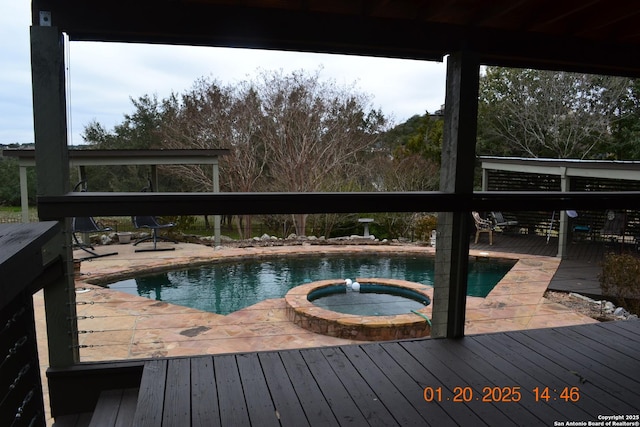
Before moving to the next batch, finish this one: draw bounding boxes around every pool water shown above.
[311,292,425,316]
[309,284,430,316]
[107,254,515,315]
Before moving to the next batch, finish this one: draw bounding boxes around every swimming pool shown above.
[106,254,515,315]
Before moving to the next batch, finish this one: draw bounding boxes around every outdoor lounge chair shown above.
[72,216,119,260]
[71,180,118,260]
[472,211,493,245]
[568,210,592,241]
[601,210,627,251]
[490,211,518,231]
[602,210,626,236]
[132,216,177,252]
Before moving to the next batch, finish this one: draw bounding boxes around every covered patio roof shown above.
[480,156,640,183]
[480,156,640,258]
[32,0,640,77]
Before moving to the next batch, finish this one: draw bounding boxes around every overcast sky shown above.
[1,2,447,146]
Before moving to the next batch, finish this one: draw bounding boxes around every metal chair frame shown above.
[132,216,178,252]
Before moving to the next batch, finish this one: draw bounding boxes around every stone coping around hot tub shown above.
[285,278,434,341]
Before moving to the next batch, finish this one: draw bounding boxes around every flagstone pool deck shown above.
[71,241,598,359]
[34,240,599,423]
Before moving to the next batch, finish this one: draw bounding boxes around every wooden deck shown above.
[470,233,627,297]
[469,233,607,261]
[116,320,640,426]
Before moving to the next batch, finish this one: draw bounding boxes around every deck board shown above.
[566,322,640,355]
[401,339,516,426]
[362,343,457,427]
[479,333,598,420]
[236,353,280,427]
[258,351,310,426]
[190,356,218,427]
[510,329,640,413]
[429,338,545,427]
[89,389,121,427]
[552,327,640,379]
[611,320,640,336]
[341,345,428,426]
[300,348,371,425]
[213,354,250,426]
[435,337,564,426]
[505,330,635,415]
[114,389,138,427]
[379,341,480,426]
[320,346,399,427]
[54,412,93,427]
[133,359,167,427]
[131,321,640,426]
[162,357,190,426]
[278,350,340,427]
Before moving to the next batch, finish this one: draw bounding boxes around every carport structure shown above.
[6,1,640,424]
[480,156,640,257]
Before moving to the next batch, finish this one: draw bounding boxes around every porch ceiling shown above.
[31,0,640,77]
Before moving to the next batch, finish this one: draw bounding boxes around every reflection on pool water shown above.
[107,254,515,315]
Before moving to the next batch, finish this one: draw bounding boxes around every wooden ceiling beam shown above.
[32,0,640,77]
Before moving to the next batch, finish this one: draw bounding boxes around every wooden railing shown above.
[0,222,62,427]
[37,191,640,219]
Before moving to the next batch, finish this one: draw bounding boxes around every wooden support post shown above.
[213,160,221,247]
[557,167,569,258]
[431,51,480,339]
[31,25,79,366]
[19,165,30,222]
[78,165,87,186]
[151,165,159,191]
[481,167,489,192]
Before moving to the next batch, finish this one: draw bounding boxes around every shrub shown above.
[599,253,640,315]
[160,215,198,238]
[414,214,438,242]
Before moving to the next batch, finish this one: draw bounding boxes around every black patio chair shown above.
[72,217,119,260]
[132,216,178,252]
[490,211,518,232]
[601,210,627,252]
[72,181,118,260]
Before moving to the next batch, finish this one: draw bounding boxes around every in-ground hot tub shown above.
[285,278,433,341]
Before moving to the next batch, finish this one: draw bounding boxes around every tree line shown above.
[79,69,437,238]
[2,67,639,238]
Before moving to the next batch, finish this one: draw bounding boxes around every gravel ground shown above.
[545,290,619,322]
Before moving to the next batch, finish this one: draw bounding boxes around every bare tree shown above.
[154,69,387,237]
[255,69,387,234]
[160,79,268,238]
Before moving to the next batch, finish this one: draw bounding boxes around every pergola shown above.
[480,156,640,257]
[2,148,227,228]
[29,1,640,371]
